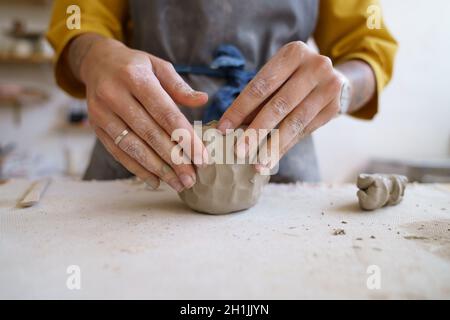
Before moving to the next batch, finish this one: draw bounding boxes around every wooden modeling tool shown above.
[18,177,52,208]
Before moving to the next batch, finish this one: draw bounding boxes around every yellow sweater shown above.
[47,0,397,119]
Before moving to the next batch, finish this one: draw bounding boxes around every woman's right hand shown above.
[71,34,209,192]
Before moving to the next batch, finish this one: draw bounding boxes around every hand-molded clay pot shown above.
[179,121,270,214]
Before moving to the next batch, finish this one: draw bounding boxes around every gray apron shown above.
[84,0,321,183]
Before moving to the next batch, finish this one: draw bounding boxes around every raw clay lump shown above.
[356,173,408,211]
[179,121,270,214]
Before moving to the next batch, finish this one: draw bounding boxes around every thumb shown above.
[150,55,208,108]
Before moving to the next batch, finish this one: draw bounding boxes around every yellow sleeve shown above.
[46,0,128,98]
[314,0,398,120]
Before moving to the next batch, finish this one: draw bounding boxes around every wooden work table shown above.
[1,179,449,299]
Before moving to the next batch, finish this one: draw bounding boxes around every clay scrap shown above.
[179,121,270,215]
[356,173,408,211]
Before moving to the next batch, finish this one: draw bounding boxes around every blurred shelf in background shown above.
[0,52,52,64]
[366,158,450,183]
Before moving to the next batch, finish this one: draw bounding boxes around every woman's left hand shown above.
[217,41,347,172]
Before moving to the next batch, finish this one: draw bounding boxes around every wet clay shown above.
[179,121,270,214]
[356,173,408,211]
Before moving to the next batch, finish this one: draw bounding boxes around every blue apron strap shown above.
[174,44,256,122]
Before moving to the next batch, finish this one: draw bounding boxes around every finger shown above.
[276,80,337,149]
[217,41,309,133]
[235,64,323,156]
[256,99,339,172]
[126,68,208,167]
[89,102,186,192]
[299,99,339,138]
[93,126,160,190]
[245,57,336,133]
[240,76,336,160]
[102,90,197,188]
[150,56,209,107]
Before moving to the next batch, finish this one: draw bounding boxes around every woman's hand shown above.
[217,41,349,172]
[70,34,209,191]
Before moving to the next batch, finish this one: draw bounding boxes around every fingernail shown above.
[255,164,271,176]
[259,155,272,167]
[254,164,266,173]
[145,178,159,190]
[217,119,233,134]
[169,178,184,192]
[236,141,248,159]
[192,91,205,98]
[180,173,195,189]
[189,91,208,103]
[255,160,271,170]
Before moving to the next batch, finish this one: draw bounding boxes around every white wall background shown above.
[314,0,450,182]
[1,0,449,181]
